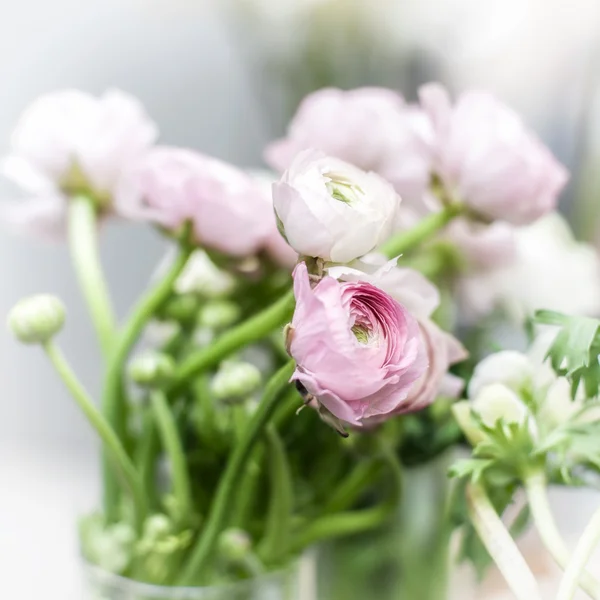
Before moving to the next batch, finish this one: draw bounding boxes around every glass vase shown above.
[316,456,455,600]
[82,553,317,600]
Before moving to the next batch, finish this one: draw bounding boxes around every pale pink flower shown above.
[265,87,433,205]
[328,255,467,416]
[327,254,440,319]
[118,147,273,257]
[288,262,428,427]
[273,149,399,263]
[2,89,157,237]
[419,83,568,225]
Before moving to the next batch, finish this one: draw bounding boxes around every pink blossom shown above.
[288,262,428,426]
[265,87,433,205]
[2,89,157,237]
[118,147,274,257]
[419,83,568,225]
[327,256,467,416]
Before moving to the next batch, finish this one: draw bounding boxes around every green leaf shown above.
[533,310,600,399]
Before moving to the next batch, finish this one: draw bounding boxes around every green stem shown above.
[101,244,193,523]
[322,458,381,514]
[466,482,541,600]
[257,425,293,564]
[136,407,160,511]
[291,441,402,552]
[525,472,600,600]
[42,341,147,530]
[169,289,295,396]
[557,501,600,600]
[150,390,193,523]
[379,203,464,259]
[178,360,295,585]
[67,195,116,358]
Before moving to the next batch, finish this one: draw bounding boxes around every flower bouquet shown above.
[6,83,600,600]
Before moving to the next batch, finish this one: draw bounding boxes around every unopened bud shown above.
[218,528,252,562]
[198,300,240,330]
[161,294,199,324]
[8,294,65,344]
[471,383,528,428]
[211,361,262,402]
[129,351,175,389]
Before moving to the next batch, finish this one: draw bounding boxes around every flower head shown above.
[2,89,157,236]
[118,147,274,256]
[328,255,467,414]
[420,83,568,225]
[273,149,399,263]
[8,294,66,344]
[265,87,433,205]
[288,262,427,427]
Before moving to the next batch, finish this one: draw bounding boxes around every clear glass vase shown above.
[316,456,456,600]
[82,554,317,600]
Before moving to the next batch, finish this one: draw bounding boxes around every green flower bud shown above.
[198,300,241,330]
[161,294,199,324]
[129,351,176,389]
[8,294,65,344]
[218,528,252,562]
[211,361,262,402]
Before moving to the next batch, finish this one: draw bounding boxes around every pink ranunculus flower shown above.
[118,147,274,257]
[288,262,428,427]
[2,89,157,237]
[419,83,568,226]
[328,255,467,415]
[273,149,399,263]
[265,87,433,206]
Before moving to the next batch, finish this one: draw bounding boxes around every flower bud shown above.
[143,514,172,542]
[218,528,252,562]
[197,300,240,330]
[211,361,262,402]
[129,351,176,389]
[471,383,528,428]
[8,294,65,344]
[160,294,199,324]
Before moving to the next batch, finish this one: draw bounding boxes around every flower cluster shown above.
[7,81,600,599]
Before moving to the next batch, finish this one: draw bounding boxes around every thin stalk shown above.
[101,244,192,523]
[557,502,600,600]
[150,390,193,522]
[42,341,147,530]
[67,195,116,358]
[257,425,294,563]
[291,440,402,552]
[169,289,295,396]
[322,458,381,514]
[379,203,464,259]
[466,482,541,600]
[525,471,600,600]
[178,360,295,585]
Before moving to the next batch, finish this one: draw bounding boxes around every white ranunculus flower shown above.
[468,350,536,399]
[2,89,157,237]
[470,383,529,428]
[272,149,399,263]
[459,213,600,322]
[6,89,157,200]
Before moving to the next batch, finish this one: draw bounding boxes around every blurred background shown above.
[2,0,600,596]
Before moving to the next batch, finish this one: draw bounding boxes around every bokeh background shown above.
[2,1,600,597]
